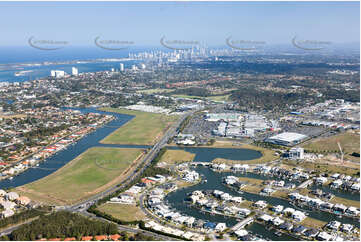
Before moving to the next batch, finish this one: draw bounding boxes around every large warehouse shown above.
[265,132,308,146]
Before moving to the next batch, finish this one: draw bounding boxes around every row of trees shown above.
[6,211,118,241]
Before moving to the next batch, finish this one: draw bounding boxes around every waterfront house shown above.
[184,217,195,227]
[279,222,293,231]
[220,192,232,201]
[234,229,248,239]
[272,217,284,226]
[330,179,342,189]
[283,207,295,216]
[238,208,251,217]
[254,200,267,209]
[345,206,359,216]
[215,223,227,232]
[260,187,275,195]
[292,210,306,222]
[232,164,249,172]
[196,198,208,206]
[327,221,341,230]
[331,173,340,179]
[333,204,347,213]
[258,214,273,222]
[272,205,284,213]
[316,231,334,241]
[321,202,334,210]
[303,228,319,238]
[273,180,285,187]
[340,224,353,233]
[224,176,238,185]
[292,225,307,234]
[350,183,360,191]
[315,177,328,185]
[203,222,217,230]
[231,196,243,203]
[213,190,224,198]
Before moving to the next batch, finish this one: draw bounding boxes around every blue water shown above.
[0,46,156,83]
[0,107,136,189]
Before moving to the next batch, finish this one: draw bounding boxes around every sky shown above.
[0,1,359,47]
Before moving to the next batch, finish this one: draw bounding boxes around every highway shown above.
[66,110,194,211]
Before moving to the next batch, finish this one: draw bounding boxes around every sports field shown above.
[100,108,178,145]
[16,147,143,205]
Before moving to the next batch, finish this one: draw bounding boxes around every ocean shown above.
[0,46,152,82]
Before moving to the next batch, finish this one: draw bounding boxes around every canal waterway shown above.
[0,107,359,240]
[165,167,360,241]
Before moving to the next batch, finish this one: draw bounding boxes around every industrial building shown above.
[265,132,308,146]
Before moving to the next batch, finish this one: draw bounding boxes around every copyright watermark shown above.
[292,36,331,51]
[95,159,123,170]
[160,36,199,50]
[28,36,69,50]
[94,36,134,50]
[226,36,266,51]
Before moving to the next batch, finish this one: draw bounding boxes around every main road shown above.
[66,109,195,211]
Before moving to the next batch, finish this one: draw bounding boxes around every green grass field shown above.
[100,108,178,145]
[97,203,145,222]
[16,147,143,205]
[303,132,360,162]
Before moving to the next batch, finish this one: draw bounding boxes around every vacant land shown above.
[16,147,143,205]
[97,203,145,222]
[282,160,359,176]
[303,131,360,162]
[159,149,195,165]
[331,196,360,208]
[300,217,327,229]
[100,108,178,145]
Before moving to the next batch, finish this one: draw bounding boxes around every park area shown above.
[16,147,144,205]
[100,108,179,145]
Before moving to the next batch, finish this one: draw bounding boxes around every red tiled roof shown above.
[109,234,121,241]
[81,236,93,241]
[64,237,76,241]
[94,235,108,241]
[48,239,62,241]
